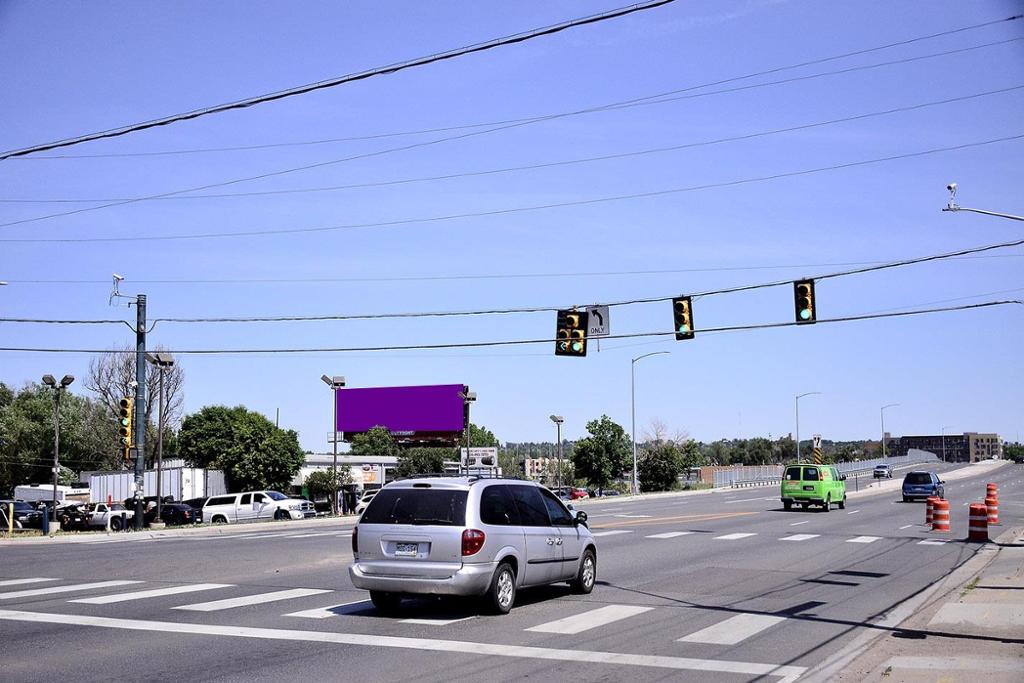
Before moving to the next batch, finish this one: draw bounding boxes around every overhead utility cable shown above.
[10,14,1021,160]
[3,133,1020,243]
[0,37,1018,230]
[6,84,1020,204]
[0,302,1018,354]
[0,1,676,161]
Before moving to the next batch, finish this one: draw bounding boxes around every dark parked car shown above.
[144,503,201,526]
[902,471,945,502]
[0,500,44,529]
[58,503,91,531]
[181,496,209,512]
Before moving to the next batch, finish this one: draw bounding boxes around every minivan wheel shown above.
[370,591,401,613]
[783,501,792,511]
[822,495,831,512]
[486,562,516,615]
[838,495,846,510]
[570,550,596,594]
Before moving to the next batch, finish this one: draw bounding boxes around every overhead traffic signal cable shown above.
[0,1,677,161]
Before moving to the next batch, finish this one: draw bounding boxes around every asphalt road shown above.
[2,461,1020,683]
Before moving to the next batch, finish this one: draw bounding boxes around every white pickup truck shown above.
[86,503,135,531]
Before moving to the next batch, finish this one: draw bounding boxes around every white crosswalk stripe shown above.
[846,536,882,544]
[400,616,476,625]
[0,581,142,600]
[284,599,371,619]
[918,539,950,546]
[525,605,653,634]
[714,533,757,541]
[591,530,633,537]
[0,578,57,588]
[174,588,333,612]
[678,613,785,645]
[780,534,819,542]
[70,583,232,605]
[646,532,693,539]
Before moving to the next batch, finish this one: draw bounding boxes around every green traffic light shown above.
[678,324,689,333]
[800,308,811,320]
[571,341,583,352]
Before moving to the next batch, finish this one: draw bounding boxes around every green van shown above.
[780,463,847,511]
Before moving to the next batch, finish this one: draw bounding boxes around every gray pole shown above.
[134,294,147,530]
[155,365,165,523]
[332,387,338,515]
[556,421,562,492]
[795,396,800,462]
[51,389,60,521]
[631,360,637,495]
[880,408,886,461]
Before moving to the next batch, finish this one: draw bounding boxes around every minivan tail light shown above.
[462,529,485,556]
[351,526,358,554]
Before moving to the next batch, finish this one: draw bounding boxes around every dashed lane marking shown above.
[846,536,882,544]
[646,532,694,539]
[591,530,633,537]
[401,616,477,625]
[918,539,950,546]
[175,588,333,612]
[846,510,861,515]
[284,599,371,619]
[780,534,819,542]
[899,525,914,530]
[0,609,807,681]
[789,521,810,526]
[70,583,233,605]
[526,605,654,634]
[613,514,652,519]
[678,613,786,645]
[0,581,142,601]
[714,533,757,541]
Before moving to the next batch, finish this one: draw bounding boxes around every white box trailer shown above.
[13,484,89,504]
[88,468,226,504]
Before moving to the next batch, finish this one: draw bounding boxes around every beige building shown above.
[524,457,555,480]
[965,433,1003,462]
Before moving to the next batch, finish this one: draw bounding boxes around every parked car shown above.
[58,503,91,531]
[873,464,894,479]
[902,471,945,502]
[0,500,44,529]
[202,491,315,524]
[780,463,847,511]
[354,489,379,516]
[86,503,134,531]
[569,488,589,500]
[144,503,201,526]
[350,477,596,615]
[181,497,209,514]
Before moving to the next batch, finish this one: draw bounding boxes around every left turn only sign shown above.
[587,305,609,337]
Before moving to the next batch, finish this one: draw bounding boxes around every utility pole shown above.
[134,294,147,530]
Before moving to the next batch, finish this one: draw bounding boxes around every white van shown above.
[202,491,314,524]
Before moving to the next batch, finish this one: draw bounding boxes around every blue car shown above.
[902,471,945,502]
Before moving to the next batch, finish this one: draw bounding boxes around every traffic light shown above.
[793,279,817,324]
[555,309,589,357]
[672,296,695,340]
[118,397,133,458]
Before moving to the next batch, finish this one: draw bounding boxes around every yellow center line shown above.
[590,510,759,529]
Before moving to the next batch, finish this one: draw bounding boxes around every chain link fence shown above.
[712,449,940,487]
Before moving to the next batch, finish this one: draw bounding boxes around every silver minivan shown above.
[349,477,597,614]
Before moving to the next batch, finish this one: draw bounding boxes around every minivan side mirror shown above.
[840,474,847,481]
[574,510,588,526]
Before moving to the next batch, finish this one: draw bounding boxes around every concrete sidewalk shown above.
[827,524,1024,683]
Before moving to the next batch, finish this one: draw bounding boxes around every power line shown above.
[4,133,1020,243]
[0,301,1017,354]
[6,84,1021,204]
[0,1,677,161]
[9,14,1020,161]
[2,39,1020,231]
[5,253,1020,286]
[5,235,1021,327]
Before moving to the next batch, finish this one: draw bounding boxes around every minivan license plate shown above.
[395,543,418,557]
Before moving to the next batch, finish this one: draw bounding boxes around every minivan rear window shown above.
[785,466,802,481]
[360,489,467,526]
[904,472,932,485]
[802,467,820,481]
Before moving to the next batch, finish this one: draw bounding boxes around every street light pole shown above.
[880,403,900,461]
[146,352,175,524]
[794,392,821,461]
[458,389,477,476]
[550,415,564,491]
[631,351,669,496]
[943,185,1024,222]
[321,375,346,514]
[42,374,74,521]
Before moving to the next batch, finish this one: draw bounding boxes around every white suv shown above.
[202,491,314,524]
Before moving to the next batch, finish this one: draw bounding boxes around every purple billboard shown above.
[336,384,467,438]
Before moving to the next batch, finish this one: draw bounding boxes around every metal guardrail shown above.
[714,451,940,487]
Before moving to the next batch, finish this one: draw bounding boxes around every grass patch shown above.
[960,576,980,598]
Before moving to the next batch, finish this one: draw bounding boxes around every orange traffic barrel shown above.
[925,496,938,525]
[968,503,988,542]
[931,499,950,532]
[985,496,999,525]
[987,483,998,498]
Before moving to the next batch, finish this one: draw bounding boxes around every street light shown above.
[41,374,74,521]
[146,352,175,523]
[880,403,900,461]
[795,392,822,461]
[321,375,346,514]
[941,426,954,463]
[549,415,564,491]
[631,351,670,496]
[459,389,477,475]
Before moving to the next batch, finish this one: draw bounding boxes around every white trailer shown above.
[88,468,226,503]
[13,484,89,504]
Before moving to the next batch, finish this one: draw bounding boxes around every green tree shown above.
[179,405,304,492]
[304,468,352,503]
[638,441,682,491]
[395,447,451,478]
[466,423,499,447]
[571,415,631,492]
[349,426,398,457]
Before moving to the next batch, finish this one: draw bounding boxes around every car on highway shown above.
[349,476,597,615]
[873,464,893,478]
[202,491,315,523]
[901,471,945,502]
[780,463,847,511]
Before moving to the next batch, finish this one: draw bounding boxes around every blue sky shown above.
[1,0,1022,451]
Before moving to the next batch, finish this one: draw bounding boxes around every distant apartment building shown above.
[888,432,1002,463]
[524,457,555,480]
